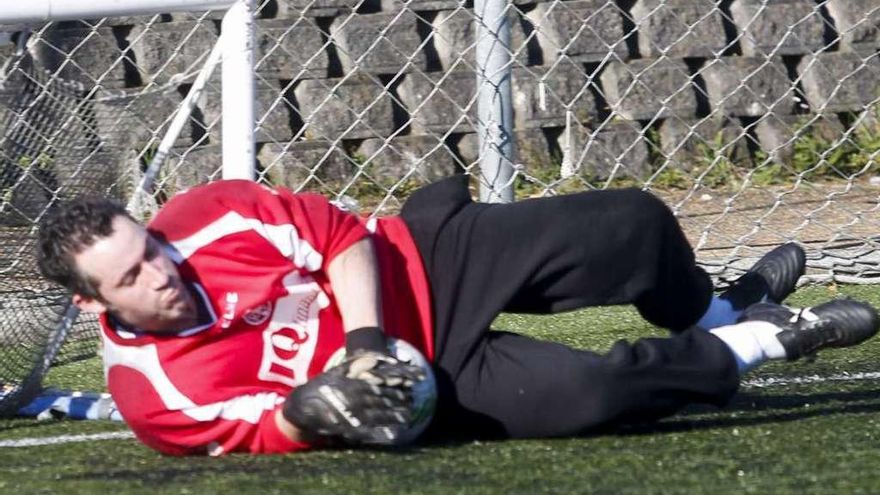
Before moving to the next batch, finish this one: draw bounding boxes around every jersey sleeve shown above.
[109,365,310,456]
[149,180,369,271]
[273,186,369,268]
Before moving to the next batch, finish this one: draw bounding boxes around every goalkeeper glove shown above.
[283,351,426,445]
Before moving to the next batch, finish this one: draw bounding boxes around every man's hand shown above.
[283,352,426,445]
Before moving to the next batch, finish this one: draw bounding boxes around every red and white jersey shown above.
[99,180,433,456]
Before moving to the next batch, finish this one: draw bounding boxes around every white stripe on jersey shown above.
[168,211,323,272]
[185,392,283,423]
[102,336,280,424]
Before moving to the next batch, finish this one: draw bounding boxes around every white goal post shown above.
[0,0,235,23]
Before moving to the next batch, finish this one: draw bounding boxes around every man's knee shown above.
[614,189,677,230]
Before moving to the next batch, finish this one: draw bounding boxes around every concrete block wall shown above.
[7,0,880,193]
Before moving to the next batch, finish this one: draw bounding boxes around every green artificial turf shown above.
[2,284,880,494]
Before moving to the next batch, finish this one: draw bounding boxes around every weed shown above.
[651,165,691,189]
[789,118,879,180]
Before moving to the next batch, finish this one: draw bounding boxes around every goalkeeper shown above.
[36,176,879,455]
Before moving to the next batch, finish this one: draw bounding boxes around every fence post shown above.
[474,0,515,203]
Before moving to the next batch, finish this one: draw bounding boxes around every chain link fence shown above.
[0,0,878,411]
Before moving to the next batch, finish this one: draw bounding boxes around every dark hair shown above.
[36,197,133,298]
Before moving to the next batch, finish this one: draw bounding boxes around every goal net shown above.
[0,0,878,414]
[0,32,123,415]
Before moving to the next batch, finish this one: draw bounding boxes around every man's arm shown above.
[326,236,392,354]
[276,236,392,443]
[326,237,383,332]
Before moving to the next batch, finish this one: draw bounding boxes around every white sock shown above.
[696,296,739,330]
[709,321,788,374]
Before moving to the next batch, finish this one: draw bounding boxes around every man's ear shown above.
[72,293,108,314]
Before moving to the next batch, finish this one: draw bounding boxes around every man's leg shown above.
[402,180,731,436]
[711,298,879,373]
[496,188,712,328]
[411,187,720,392]
[696,243,805,329]
[433,328,740,438]
[407,184,715,361]
[403,179,803,361]
[399,178,811,436]
[431,298,879,439]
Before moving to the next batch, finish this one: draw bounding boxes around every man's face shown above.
[73,215,197,332]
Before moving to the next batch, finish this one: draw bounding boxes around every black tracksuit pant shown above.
[400,176,740,439]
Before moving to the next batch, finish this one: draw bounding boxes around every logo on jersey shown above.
[258,272,329,388]
[243,302,273,326]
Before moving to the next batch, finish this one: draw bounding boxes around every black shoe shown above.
[739,299,880,360]
[720,243,806,310]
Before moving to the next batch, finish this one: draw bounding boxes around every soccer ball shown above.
[324,338,437,445]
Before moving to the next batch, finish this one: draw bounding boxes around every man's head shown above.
[37,198,196,332]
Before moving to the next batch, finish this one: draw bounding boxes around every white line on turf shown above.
[0,431,134,448]
[743,371,880,388]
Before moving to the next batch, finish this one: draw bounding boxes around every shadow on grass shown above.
[52,388,880,484]
[55,443,439,484]
[618,388,880,436]
[0,419,67,433]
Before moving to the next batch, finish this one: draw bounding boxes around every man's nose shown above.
[143,259,170,288]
